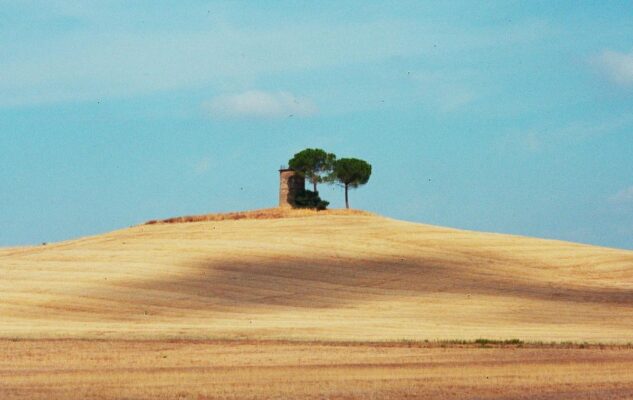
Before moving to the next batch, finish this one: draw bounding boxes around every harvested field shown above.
[2,210,632,343]
[2,209,633,398]
[145,207,373,224]
[2,339,633,400]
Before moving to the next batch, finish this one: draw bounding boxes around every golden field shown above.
[2,208,633,398]
[3,340,633,400]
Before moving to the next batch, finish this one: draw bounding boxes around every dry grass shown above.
[2,210,633,342]
[2,209,633,398]
[2,339,633,400]
[145,207,373,224]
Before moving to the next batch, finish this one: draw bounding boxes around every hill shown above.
[2,209,633,343]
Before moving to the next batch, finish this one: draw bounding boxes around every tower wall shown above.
[279,169,305,208]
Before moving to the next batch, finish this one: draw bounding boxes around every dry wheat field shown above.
[2,209,633,398]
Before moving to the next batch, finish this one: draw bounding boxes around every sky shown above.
[1,1,632,250]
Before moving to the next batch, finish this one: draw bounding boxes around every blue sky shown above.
[1,1,632,249]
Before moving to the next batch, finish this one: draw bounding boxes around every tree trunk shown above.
[345,183,349,209]
[313,179,317,193]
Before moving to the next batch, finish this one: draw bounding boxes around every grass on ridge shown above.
[145,207,373,225]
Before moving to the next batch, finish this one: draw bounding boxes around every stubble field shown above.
[2,209,633,398]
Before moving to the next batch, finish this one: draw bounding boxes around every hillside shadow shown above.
[41,250,633,323]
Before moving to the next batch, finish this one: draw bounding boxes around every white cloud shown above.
[203,91,317,119]
[0,20,427,107]
[610,186,633,205]
[596,50,633,86]
[0,10,554,108]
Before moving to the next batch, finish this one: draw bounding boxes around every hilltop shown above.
[2,209,633,343]
[145,207,374,224]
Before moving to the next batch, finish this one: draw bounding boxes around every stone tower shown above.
[279,168,305,208]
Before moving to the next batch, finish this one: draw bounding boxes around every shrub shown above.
[474,338,523,346]
[294,190,329,210]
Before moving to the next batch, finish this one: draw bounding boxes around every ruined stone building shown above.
[279,168,305,208]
